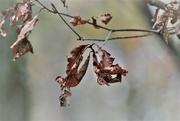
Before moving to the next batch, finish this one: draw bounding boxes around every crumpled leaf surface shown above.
[151,0,180,42]
[93,45,128,86]
[56,45,90,107]
[69,15,89,26]
[98,13,112,25]
[10,1,32,27]
[56,44,128,107]
[12,37,33,61]
[0,18,7,37]
[10,14,38,49]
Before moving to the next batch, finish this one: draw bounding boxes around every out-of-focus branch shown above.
[145,0,166,10]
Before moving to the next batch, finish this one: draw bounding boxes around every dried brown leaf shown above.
[97,75,110,86]
[93,45,128,85]
[12,37,33,61]
[69,15,89,26]
[98,13,112,25]
[56,53,90,89]
[0,18,7,37]
[66,44,89,74]
[152,11,169,29]
[56,58,82,88]
[56,46,91,107]
[77,54,90,81]
[97,45,114,67]
[10,1,32,27]
[0,3,18,18]
[10,14,38,49]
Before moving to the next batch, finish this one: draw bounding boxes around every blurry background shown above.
[0,0,179,121]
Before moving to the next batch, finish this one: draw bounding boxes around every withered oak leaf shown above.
[98,13,112,25]
[56,47,91,107]
[12,37,33,61]
[10,1,32,27]
[93,45,128,86]
[66,44,89,74]
[152,11,169,29]
[69,15,89,26]
[151,1,180,43]
[56,53,90,89]
[0,18,7,37]
[55,44,128,106]
[10,14,38,49]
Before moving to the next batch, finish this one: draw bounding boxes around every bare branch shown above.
[145,0,167,10]
[51,3,82,39]
[34,0,176,43]
[81,33,154,42]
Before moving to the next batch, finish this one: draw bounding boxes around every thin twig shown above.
[81,33,154,42]
[51,3,82,39]
[34,0,176,42]
[35,0,55,13]
[112,28,160,34]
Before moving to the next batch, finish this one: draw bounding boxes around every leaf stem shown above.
[101,30,113,47]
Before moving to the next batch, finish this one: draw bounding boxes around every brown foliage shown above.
[56,44,128,106]
[93,45,128,86]
[0,0,38,60]
[152,0,180,43]
[69,15,89,26]
[12,37,33,61]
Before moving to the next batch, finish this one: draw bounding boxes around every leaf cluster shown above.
[0,0,38,60]
[69,13,112,28]
[55,44,128,107]
[152,0,180,43]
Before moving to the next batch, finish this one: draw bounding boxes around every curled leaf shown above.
[12,37,33,61]
[10,1,32,27]
[77,54,91,81]
[10,14,38,49]
[93,45,128,85]
[152,11,169,29]
[0,18,7,37]
[98,13,112,25]
[56,44,128,106]
[69,15,89,26]
[56,45,91,107]
[56,53,90,89]
[66,44,89,74]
